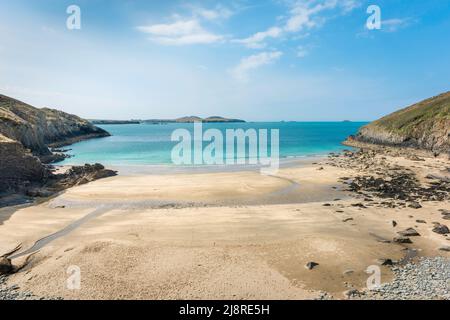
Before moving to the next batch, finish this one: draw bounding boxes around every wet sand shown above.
[0,156,449,299]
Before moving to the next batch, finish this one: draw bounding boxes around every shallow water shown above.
[61,122,366,166]
[9,206,111,259]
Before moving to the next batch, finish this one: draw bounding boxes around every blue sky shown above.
[0,0,449,121]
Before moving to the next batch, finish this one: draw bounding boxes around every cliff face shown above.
[349,92,450,154]
[0,94,114,198]
[0,134,47,193]
[0,94,110,157]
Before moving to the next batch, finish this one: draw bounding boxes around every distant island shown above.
[90,120,141,125]
[91,116,246,125]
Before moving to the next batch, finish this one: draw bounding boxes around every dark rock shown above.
[342,218,354,223]
[408,202,422,209]
[393,237,413,244]
[378,258,394,266]
[416,220,427,224]
[432,224,450,235]
[0,257,13,275]
[0,136,47,194]
[305,262,319,270]
[398,228,421,237]
[47,164,117,191]
[392,221,398,227]
[344,289,361,298]
[351,203,367,208]
[438,246,450,252]
[26,188,54,198]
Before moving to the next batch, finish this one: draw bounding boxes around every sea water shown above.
[60,122,367,166]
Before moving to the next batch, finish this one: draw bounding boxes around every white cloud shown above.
[233,27,283,49]
[234,0,362,49]
[193,5,234,21]
[137,19,224,45]
[340,0,361,13]
[230,51,283,82]
[284,2,317,33]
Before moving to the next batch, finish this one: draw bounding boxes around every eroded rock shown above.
[0,257,12,275]
[432,224,450,235]
[398,228,421,237]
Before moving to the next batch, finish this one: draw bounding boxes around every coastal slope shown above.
[0,94,114,196]
[0,94,110,158]
[346,92,450,154]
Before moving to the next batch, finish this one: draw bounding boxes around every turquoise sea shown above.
[61,122,367,166]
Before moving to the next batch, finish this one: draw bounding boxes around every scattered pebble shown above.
[305,262,319,270]
[362,257,450,300]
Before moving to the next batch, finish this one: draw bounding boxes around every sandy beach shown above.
[1,152,449,300]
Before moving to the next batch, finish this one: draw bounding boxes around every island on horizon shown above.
[91,116,246,125]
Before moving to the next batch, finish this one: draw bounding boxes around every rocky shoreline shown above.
[346,92,450,155]
[0,94,115,204]
[361,257,450,300]
[0,164,118,208]
[0,275,62,300]
[321,145,450,300]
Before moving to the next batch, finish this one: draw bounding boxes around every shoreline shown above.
[57,154,332,175]
[0,148,449,300]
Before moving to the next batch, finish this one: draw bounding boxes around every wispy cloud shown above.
[340,0,361,13]
[232,27,283,49]
[230,51,283,82]
[137,4,235,45]
[382,18,413,32]
[234,0,362,49]
[137,19,224,45]
[192,5,234,21]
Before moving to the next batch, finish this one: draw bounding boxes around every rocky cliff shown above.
[346,92,450,154]
[0,134,47,193]
[0,94,110,159]
[0,94,115,200]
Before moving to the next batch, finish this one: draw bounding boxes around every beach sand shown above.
[0,156,449,300]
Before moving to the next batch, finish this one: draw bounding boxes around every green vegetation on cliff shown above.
[350,92,450,154]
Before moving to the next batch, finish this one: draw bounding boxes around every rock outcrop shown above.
[46,164,117,192]
[345,92,450,154]
[0,134,47,193]
[0,94,110,159]
[0,94,114,199]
